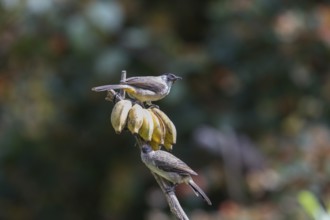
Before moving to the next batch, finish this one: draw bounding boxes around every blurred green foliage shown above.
[298,190,330,219]
[1,0,330,219]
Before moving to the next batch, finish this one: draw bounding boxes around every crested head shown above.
[161,73,182,83]
[141,145,153,154]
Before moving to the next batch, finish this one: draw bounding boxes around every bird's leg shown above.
[131,99,145,108]
[152,172,177,194]
[164,182,177,194]
[147,102,159,109]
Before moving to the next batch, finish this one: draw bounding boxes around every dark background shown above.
[1,0,330,219]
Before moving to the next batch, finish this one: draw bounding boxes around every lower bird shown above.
[141,145,212,205]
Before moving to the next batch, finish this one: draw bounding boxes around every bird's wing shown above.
[153,151,198,176]
[124,76,166,93]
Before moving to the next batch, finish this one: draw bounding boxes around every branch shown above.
[151,171,189,220]
[104,80,190,220]
[120,70,126,98]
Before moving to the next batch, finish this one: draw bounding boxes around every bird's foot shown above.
[164,183,177,194]
[130,99,145,107]
[147,103,159,109]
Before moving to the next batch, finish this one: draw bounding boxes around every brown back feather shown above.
[124,76,166,94]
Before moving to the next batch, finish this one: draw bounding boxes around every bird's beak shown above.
[174,75,182,81]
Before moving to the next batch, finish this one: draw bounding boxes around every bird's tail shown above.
[188,180,212,205]
[92,84,132,92]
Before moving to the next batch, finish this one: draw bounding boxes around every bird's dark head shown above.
[163,73,182,83]
[141,145,153,154]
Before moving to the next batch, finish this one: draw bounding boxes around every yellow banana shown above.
[148,109,165,145]
[110,99,132,134]
[127,104,144,134]
[150,108,176,150]
[149,140,161,151]
[138,109,154,141]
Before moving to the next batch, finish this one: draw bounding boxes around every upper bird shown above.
[141,145,212,205]
[92,73,181,105]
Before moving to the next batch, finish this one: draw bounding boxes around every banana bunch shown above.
[110,99,177,150]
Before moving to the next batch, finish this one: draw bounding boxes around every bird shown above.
[92,73,181,105]
[141,145,212,205]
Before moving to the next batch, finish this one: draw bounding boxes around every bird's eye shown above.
[168,73,175,79]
